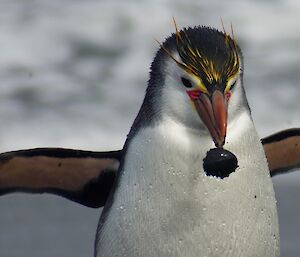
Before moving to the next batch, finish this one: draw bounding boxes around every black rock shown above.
[203,148,238,179]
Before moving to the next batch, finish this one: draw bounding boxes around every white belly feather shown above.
[96,111,279,257]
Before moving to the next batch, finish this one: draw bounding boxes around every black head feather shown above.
[159,26,241,91]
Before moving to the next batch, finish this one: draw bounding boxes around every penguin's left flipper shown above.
[0,148,121,208]
[262,128,300,177]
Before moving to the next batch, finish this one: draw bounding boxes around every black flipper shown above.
[262,128,300,177]
[0,148,121,208]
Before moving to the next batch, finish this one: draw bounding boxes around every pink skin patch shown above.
[225,91,231,101]
[187,89,232,102]
[186,90,201,101]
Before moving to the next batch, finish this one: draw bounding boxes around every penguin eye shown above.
[229,80,237,91]
[181,77,193,88]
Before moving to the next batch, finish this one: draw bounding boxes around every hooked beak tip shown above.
[214,137,226,148]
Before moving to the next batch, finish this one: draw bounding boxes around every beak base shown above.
[193,90,228,147]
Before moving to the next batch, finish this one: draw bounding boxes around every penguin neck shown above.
[124,108,253,189]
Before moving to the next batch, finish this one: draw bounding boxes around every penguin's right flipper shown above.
[262,128,300,177]
[0,148,121,208]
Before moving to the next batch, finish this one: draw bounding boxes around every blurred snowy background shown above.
[0,0,299,256]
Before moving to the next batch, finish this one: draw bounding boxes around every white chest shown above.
[96,114,279,257]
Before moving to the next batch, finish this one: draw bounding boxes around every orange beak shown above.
[192,90,228,147]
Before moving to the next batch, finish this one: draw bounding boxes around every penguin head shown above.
[147,25,246,147]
